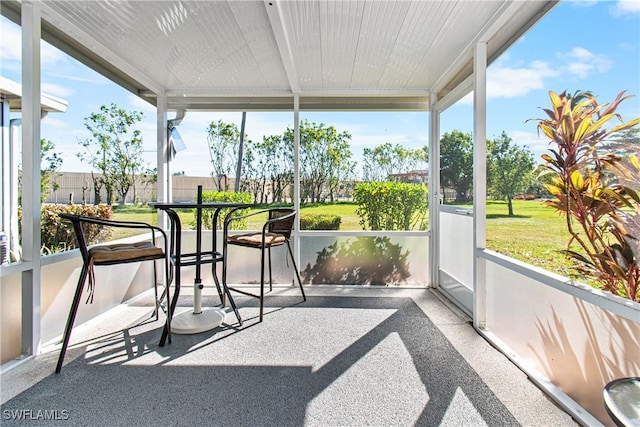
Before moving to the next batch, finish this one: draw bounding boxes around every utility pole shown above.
[235,112,246,192]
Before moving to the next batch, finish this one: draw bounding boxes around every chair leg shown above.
[221,242,228,307]
[286,242,306,301]
[211,267,224,306]
[163,254,172,345]
[259,246,266,322]
[56,264,89,374]
[268,247,273,292]
[221,277,243,326]
[160,257,179,347]
[219,242,243,325]
[153,260,159,321]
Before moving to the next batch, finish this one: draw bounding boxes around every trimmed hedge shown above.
[197,191,253,230]
[300,213,341,230]
[20,204,114,254]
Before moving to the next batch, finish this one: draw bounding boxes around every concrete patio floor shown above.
[1,286,577,426]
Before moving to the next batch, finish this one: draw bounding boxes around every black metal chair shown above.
[56,213,172,373]
[222,208,306,321]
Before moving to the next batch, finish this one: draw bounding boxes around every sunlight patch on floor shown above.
[306,332,428,425]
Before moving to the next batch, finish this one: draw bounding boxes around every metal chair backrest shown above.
[58,213,92,264]
[268,209,296,239]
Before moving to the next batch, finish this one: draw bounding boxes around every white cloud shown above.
[563,0,639,15]
[41,116,68,129]
[487,61,558,99]
[41,43,67,67]
[0,24,21,61]
[127,94,157,116]
[566,46,591,61]
[565,62,593,79]
[457,60,559,104]
[568,0,599,7]
[461,46,613,105]
[41,82,74,98]
[561,47,612,78]
[459,92,474,105]
[613,0,640,15]
[509,130,549,152]
[0,21,67,66]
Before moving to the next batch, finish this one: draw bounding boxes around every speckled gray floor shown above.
[1,287,575,426]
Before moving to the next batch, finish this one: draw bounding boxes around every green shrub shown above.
[19,204,114,254]
[353,181,428,230]
[197,191,252,230]
[300,213,341,230]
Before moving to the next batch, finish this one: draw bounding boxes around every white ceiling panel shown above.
[1,0,557,111]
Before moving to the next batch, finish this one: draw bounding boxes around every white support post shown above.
[473,41,488,330]
[1,102,10,241]
[293,94,300,277]
[156,92,169,227]
[428,93,441,288]
[10,120,21,258]
[21,0,42,356]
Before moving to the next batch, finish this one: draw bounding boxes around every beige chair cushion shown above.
[228,232,286,247]
[89,241,163,263]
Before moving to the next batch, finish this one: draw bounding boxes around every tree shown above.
[40,138,63,203]
[610,125,639,156]
[109,123,145,205]
[615,125,639,144]
[77,104,145,205]
[324,137,356,202]
[363,143,402,182]
[239,141,267,204]
[207,120,241,191]
[136,167,157,204]
[362,143,428,182]
[487,131,535,216]
[284,120,354,203]
[255,134,293,203]
[439,130,473,203]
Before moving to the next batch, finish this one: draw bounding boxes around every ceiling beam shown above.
[431,1,513,95]
[143,88,431,98]
[264,0,300,94]
[432,0,557,101]
[7,1,164,98]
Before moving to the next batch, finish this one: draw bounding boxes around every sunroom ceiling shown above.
[2,0,556,111]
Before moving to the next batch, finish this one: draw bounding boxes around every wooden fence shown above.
[44,172,232,204]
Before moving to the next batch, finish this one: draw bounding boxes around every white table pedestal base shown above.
[170,307,226,334]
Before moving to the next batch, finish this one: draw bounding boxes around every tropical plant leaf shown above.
[549,90,563,108]
[609,117,640,134]
[564,250,593,266]
[532,89,640,302]
[570,170,585,189]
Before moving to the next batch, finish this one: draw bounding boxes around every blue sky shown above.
[1,1,639,178]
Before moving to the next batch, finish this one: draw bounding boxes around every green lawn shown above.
[111,199,576,277]
[298,202,362,230]
[481,200,576,276]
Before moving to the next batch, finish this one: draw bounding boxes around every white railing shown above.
[480,249,639,425]
[0,233,157,365]
[436,208,640,425]
[1,229,431,365]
